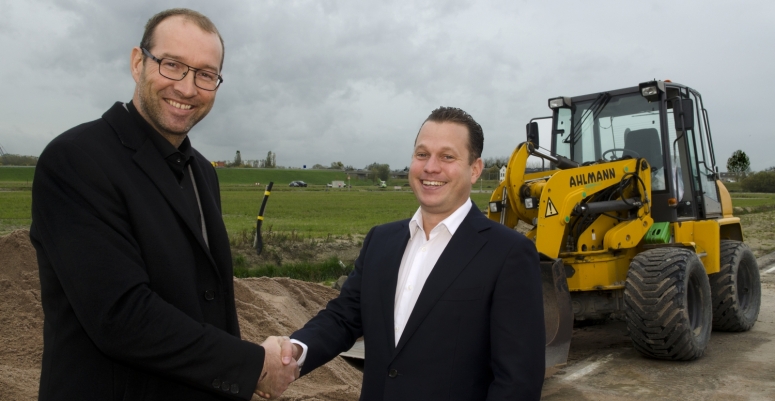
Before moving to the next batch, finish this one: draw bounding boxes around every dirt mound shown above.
[235,278,362,400]
[0,230,43,401]
[0,230,361,401]
[0,229,38,282]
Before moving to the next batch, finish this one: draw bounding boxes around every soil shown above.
[2,213,774,401]
[0,230,43,401]
[0,230,362,401]
[738,209,775,257]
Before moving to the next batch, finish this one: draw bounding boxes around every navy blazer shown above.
[31,102,264,401]
[292,203,545,400]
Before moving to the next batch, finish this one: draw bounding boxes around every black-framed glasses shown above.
[141,48,223,91]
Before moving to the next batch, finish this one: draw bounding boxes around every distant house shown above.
[719,172,736,182]
[351,169,409,181]
[499,165,507,182]
[352,169,370,180]
[391,170,408,179]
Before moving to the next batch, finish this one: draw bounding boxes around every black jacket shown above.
[292,204,546,400]
[31,102,264,400]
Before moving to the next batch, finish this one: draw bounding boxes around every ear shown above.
[130,47,144,84]
[470,157,483,184]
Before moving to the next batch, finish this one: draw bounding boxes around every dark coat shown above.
[30,102,264,401]
[292,204,545,400]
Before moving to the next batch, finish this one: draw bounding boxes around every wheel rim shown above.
[737,260,752,311]
[687,273,703,334]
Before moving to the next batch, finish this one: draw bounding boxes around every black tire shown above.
[624,248,712,361]
[708,240,761,331]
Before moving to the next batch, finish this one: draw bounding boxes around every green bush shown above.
[723,181,743,192]
[233,256,352,282]
[741,171,775,193]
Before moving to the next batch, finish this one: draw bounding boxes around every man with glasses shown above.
[31,8,297,401]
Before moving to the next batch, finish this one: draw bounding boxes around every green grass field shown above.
[1,166,772,237]
[0,166,496,236]
[216,168,356,187]
[222,188,494,239]
[3,166,774,280]
[728,193,775,207]
[0,166,35,188]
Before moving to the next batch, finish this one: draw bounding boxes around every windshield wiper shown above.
[565,92,611,145]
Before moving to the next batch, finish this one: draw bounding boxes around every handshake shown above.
[255,336,302,400]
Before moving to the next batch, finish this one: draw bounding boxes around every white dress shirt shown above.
[393,199,471,345]
[292,199,473,363]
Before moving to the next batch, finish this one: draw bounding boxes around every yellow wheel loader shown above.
[489,80,761,371]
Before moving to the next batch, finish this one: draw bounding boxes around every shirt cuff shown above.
[290,339,308,367]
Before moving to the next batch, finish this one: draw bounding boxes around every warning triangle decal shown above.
[545,198,558,217]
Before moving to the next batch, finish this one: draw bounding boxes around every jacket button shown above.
[221,381,229,392]
[204,290,215,300]
[388,369,398,378]
[230,383,240,394]
[212,378,221,388]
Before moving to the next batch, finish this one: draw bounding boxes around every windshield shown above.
[553,92,666,190]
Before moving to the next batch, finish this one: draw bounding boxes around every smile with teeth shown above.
[422,180,446,186]
[166,99,192,110]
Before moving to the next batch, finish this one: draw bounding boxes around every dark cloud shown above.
[2,0,774,171]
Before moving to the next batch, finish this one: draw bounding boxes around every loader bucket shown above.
[541,254,573,376]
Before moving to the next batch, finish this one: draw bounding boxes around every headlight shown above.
[641,86,658,97]
[548,96,571,109]
[638,80,665,102]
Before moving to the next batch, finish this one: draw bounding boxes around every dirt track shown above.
[542,256,775,400]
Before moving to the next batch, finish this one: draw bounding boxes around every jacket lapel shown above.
[393,206,489,357]
[103,103,216,269]
[378,221,411,356]
[188,157,226,278]
[133,141,215,258]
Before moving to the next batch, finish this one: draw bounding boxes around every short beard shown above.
[136,72,204,138]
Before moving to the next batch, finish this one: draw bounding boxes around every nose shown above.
[423,155,442,174]
[173,70,198,97]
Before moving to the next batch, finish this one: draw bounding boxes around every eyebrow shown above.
[414,144,459,155]
[157,52,219,73]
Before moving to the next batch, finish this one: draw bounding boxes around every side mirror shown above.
[526,121,539,147]
[673,98,695,132]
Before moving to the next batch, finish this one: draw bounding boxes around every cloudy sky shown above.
[1,0,773,171]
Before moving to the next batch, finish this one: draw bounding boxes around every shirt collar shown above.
[126,101,193,160]
[125,101,194,183]
[408,198,472,240]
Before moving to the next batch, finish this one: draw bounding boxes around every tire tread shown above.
[708,240,761,331]
[624,248,712,361]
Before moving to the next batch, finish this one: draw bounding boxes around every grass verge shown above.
[233,255,352,282]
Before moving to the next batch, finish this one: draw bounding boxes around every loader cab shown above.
[546,80,722,222]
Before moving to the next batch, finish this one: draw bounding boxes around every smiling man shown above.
[30,9,296,401]
[289,107,546,400]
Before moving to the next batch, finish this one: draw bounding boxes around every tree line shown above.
[727,149,775,193]
[0,154,38,166]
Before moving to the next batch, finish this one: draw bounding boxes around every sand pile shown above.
[0,230,361,401]
[0,230,43,401]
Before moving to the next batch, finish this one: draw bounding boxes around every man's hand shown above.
[255,336,299,400]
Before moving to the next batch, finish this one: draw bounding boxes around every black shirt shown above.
[126,101,203,230]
